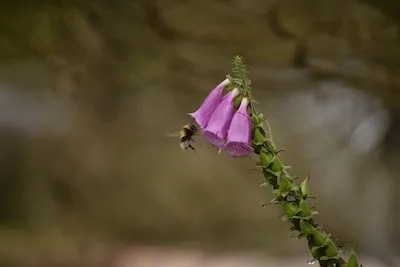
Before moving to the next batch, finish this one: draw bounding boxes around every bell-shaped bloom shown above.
[202,88,240,148]
[225,98,254,157]
[189,78,230,129]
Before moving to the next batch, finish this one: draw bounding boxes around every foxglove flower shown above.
[189,78,230,129]
[202,88,240,148]
[225,98,253,157]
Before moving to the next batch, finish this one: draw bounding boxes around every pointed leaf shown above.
[300,176,310,199]
[347,250,360,267]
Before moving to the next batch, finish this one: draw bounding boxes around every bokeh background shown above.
[1,0,400,266]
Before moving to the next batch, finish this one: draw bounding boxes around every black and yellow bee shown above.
[179,123,198,150]
[167,123,199,151]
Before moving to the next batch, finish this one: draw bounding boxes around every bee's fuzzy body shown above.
[179,123,198,151]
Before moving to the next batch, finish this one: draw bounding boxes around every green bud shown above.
[347,250,360,267]
[262,169,276,184]
[272,189,281,198]
[298,198,312,218]
[259,150,273,168]
[253,112,264,127]
[279,175,293,195]
[283,201,300,219]
[310,246,323,260]
[252,127,266,146]
[323,239,338,258]
[300,176,310,199]
[265,168,282,179]
[291,185,300,194]
[282,165,292,171]
[300,219,313,236]
[271,157,283,172]
[300,220,327,247]
[311,228,328,247]
[233,95,242,109]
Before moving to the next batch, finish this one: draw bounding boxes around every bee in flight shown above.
[167,123,199,151]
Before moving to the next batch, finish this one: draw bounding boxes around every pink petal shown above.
[202,88,239,148]
[189,79,230,129]
[225,98,254,157]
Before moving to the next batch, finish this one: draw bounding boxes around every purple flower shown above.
[202,88,240,148]
[225,98,254,157]
[189,78,230,129]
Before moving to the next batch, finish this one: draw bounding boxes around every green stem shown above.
[228,56,360,267]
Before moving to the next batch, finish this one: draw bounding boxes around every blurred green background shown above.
[1,0,400,266]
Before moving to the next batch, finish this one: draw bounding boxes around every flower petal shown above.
[225,98,254,157]
[225,142,253,157]
[189,78,230,129]
[202,88,239,148]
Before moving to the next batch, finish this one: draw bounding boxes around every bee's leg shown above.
[191,139,202,147]
[188,144,196,151]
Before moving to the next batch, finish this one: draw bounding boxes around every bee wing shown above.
[165,132,181,138]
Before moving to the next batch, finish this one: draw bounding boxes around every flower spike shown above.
[183,56,361,267]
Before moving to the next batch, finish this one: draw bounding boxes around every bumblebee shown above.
[179,123,198,151]
[167,123,198,151]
